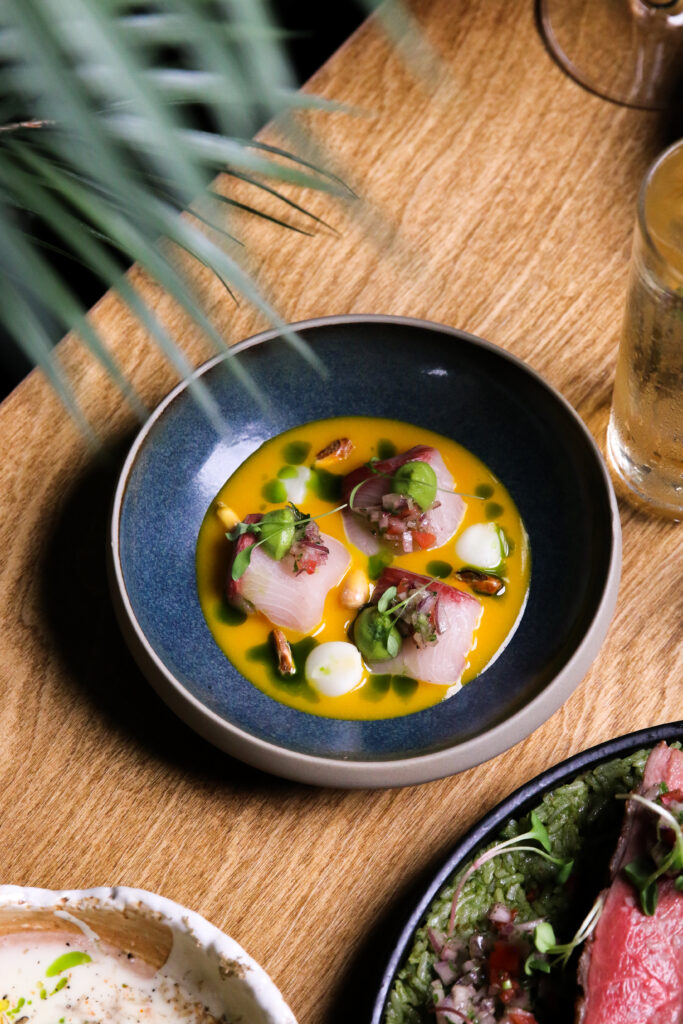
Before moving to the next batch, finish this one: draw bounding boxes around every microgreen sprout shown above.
[353,579,439,662]
[448,811,574,932]
[524,895,604,974]
[228,502,347,581]
[616,791,683,915]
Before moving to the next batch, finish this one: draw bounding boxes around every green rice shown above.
[384,747,655,1024]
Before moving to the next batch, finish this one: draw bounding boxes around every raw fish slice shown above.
[341,507,381,555]
[576,742,683,1024]
[227,515,350,633]
[367,568,481,686]
[341,445,465,553]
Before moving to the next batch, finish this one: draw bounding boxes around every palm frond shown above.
[0,0,349,431]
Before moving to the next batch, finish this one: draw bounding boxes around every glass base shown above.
[539,0,683,110]
[607,415,683,520]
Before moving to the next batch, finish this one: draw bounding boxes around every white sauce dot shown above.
[279,465,311,504]
[305,641,363,697]
[455,522,504,570]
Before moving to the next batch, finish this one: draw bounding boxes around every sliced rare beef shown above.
[576,742,683,1024]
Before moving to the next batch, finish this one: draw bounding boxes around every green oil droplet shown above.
[215,600,247,626]
[377,439,397,459]
[277,465,298,479]
[262,479,287,503]
[475,483,494,499]
[310,466,343,502]
[283,440,311,464]
[392,675,418,698]
[368,551,393,580]
[426,560,452,579]
[485,501,504,519]
[362,674,392,701]
[246,636,320,702]
[46,951,92,977]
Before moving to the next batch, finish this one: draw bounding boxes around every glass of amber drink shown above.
[607,140,683,518]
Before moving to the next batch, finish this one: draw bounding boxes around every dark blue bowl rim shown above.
[109,313,622,788]
[370,720,683,1021]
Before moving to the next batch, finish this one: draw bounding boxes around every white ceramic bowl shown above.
[0,885,297,1024]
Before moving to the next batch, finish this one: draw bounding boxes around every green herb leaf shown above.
[624,856,653,889]
[557,858,574,884]
[524,954,551,976]
[227,521,260,540]
[530,811,551,853]
[386,629,401,657]
[377,585,398,615]
[231,545,254,582]
[533,922,557,954]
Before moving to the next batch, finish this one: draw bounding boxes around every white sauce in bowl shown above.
[0,935,219,1024]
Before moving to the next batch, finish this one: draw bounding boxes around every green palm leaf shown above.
[0,0,353,430]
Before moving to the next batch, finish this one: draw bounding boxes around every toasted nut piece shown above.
[455,569,505,595]
[315,437,354,464]
[215,502,239,531]
[340,568,369,609]
[272,628,296,676]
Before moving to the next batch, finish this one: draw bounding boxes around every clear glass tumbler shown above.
[607,140,683,519]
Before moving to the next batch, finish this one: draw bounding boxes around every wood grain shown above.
[0,1,681,1021]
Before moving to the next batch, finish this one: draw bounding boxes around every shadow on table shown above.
[37,434,293,798]
[325,844,452,1024]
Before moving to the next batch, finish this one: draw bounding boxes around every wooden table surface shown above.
[1,1,681,1021]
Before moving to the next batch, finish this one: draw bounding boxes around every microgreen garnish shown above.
[377,585,397,615]
[448,811,573,932]
[353,579,439,662]
[524,895,603,974]
[616,791,683,915]
[228,502,347,581]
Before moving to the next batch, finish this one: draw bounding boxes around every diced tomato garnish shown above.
[412,530,436,549]
[661,789,683,807]
[505,1011,539,1024]
[489,942,521,984]
[499,980,520,1004]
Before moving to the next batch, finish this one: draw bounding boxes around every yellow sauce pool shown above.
[196,417,530,720]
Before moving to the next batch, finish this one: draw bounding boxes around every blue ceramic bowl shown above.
[109,315,621,787]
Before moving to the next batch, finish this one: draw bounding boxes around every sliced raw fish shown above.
[341,445,465,554]
[366,568,481,685]
[576,742,683,1024]
[227,514,350,633]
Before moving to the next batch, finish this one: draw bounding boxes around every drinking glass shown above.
[607,140,683,518]
[539,0,683,109]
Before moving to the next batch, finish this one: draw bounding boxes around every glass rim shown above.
[637,138,683,285]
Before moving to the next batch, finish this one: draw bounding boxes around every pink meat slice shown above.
[227,514,350,633]
[367,568,481,685]
[341,445,465,555]
[577,742,683,1024]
